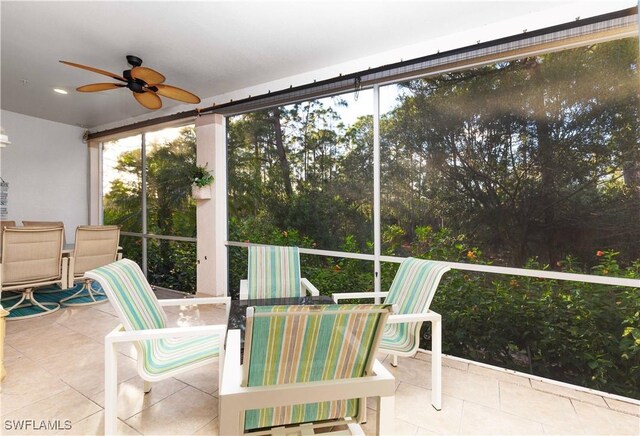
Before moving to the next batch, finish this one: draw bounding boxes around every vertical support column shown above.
[141,133,148,276]
[373,84,382,296]
[195,114,227,296]
[88,140,101,225]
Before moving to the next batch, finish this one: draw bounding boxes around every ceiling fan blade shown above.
[131,66,166,85]
[59,60,126,82]
[133,90,162,110]
[77,83,125,92]
[154,84,201,104]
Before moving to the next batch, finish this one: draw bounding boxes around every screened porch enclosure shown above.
[98,9,640,403]
[223,33,640,400]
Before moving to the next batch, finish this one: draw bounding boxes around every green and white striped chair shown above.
[239,245,320,299]
[220,304,396,435]
[85,259,230,435]
[333,258,451,410]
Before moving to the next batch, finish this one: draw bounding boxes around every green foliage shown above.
[230,217,640,399]
[191,164,214,187]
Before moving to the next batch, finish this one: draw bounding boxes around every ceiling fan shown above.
[59,55,201,110]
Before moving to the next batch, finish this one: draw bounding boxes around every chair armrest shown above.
[386,310,441,324]
[239,279,248,300]
[105,323,227,343]
[300,278,320,296]
[158,296,230,307]
[220,329,243,394]
[332,291,389,303]
[220,354,395,410]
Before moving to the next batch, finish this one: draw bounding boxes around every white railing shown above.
[226,240,640,288]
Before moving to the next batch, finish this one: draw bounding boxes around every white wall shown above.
[0,110,88,243]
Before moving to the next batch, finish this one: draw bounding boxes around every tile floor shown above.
[1,298,638,435]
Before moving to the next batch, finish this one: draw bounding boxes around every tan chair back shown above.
[1,227,64,286]
[73,225,120,276]
[22,220,64,228]
[0,221,17,252]
[22,220,66,245]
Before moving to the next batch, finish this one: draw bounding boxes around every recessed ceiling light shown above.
[53,88,68,95]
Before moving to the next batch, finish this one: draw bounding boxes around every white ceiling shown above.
[1,1,634,130]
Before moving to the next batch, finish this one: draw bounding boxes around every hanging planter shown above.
[190,163,214,201]
[192,184,212,200]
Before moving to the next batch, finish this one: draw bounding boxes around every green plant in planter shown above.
[191,164,214,187]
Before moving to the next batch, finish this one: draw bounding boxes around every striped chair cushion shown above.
[247,245,302,299]
[85,259,167,331]
[379,258,450,354]
[243,304,390,431]
[139,335,220,376]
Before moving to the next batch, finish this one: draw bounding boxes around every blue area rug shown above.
[3,282,107,319]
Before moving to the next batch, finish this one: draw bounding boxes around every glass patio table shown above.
[226,295,335,357]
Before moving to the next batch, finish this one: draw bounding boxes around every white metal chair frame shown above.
[333,262,449,412]
[239,277,320,300]
[219,307,397,435]
[104,296,230,435]
[338,294,443,410]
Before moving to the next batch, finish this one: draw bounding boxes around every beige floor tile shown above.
[58,352,139,398]
[1,357,70,415]
[459,401,543,434]
[442,368,500,409]
[360,406,418,435]
[573,399,640,435]
[55,305,107,325]
[2,388,101,435]
[115,342,139,360]
[125,386,217,435]
[6,322,70,347]
[381,355,433,390]
[394,382,463,433]
[3,304,637,436]
[193,417,219,435]
[467,364,532,387]
[414,426,440,435]
[57,306,120,343]
[530,379,608,407]
[94,303,118,317]
[4,310,67,333]
[414,353,468,372]
[172,361,220,395]
[542,422,587,435]
[2,344,23,363]
[89,377,188,420]
[7,323,97,361]
[603,397,640,417]
[58,410,141,435]
[34,341,104,373]
[500,381,584,433]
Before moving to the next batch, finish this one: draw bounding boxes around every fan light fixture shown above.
[53,88,68,94]
[59,55,201,110]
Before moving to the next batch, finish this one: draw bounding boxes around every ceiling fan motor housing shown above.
[123,69,147,93]
[126,55,143,67]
